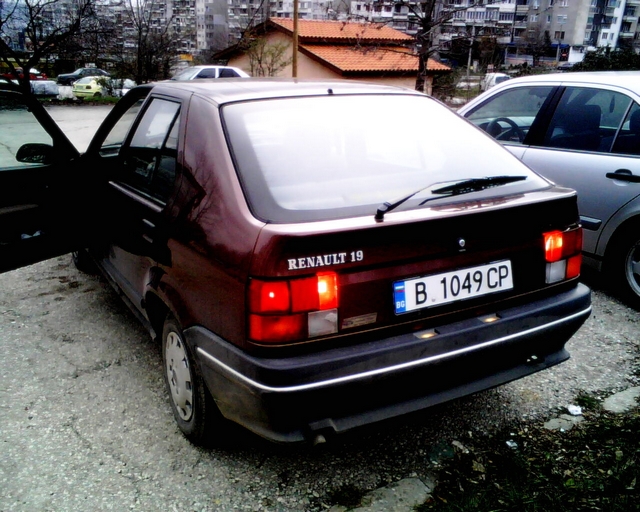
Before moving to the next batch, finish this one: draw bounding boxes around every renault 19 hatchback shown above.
[0,79,591,444]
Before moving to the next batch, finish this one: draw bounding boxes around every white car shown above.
[171,65,250,80]
[459,71,640,307]
[480,72,510,91]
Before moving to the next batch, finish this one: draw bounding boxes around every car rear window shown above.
[222,94,550,223]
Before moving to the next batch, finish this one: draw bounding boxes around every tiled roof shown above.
[301,45,450,74]
[269,18,414,43]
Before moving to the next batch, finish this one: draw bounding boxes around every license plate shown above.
[393,260,513,314]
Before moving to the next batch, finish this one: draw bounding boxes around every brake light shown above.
[249,272,339,344]
[543,227,583,283]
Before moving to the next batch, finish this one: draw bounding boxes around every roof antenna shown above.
[327,88,334,95]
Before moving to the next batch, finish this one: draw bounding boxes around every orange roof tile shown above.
[300,45,450,74]
[302,45,417,72]
[270,18,414,43]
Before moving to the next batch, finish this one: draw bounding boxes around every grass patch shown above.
[419,409,640,511]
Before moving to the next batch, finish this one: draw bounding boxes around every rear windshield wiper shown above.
[374,175,527,221]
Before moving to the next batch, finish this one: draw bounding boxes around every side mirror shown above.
[16,143,54,165]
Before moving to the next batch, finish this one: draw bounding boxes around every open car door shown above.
[0,82,89,273]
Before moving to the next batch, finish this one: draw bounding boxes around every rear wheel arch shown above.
[604,215,640,308]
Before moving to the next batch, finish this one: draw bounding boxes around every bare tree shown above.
[356,0,507,91]
[245,37,291,77]
[114,0,192,83]
[521,19,551,68]
[0,0,98,93]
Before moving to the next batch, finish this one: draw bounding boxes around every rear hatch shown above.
[221,89,582,347]
[248,188,582,346]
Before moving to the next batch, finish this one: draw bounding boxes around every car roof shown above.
[149,78,422,105]
[496,70,640,92]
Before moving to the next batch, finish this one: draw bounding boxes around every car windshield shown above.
[223,94,550,223]
[171,68,200,80]
[75,77,95,85]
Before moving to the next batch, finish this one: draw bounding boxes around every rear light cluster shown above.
[248,272,339,344]
[543,227,582,284]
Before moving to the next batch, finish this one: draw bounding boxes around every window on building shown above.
[546,14,551,22]
[557,14,567,23]
[554,31,565,39]
[602,32,608,39]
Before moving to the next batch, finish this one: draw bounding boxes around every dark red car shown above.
[0,80,591,445]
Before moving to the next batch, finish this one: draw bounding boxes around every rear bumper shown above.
[187,283,591,443]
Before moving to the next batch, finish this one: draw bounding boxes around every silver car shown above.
[459,71,640,308]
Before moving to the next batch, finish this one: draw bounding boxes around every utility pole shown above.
[292,0,298,77]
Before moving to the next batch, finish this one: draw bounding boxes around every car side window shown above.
[219,68,240,78]
[466,86,555,144]
[0,91,53,170]
[100,98,146,156]
[120,98,180,203]
[196,69,217,78]
[543,87,632,152]
[611,102,640,156]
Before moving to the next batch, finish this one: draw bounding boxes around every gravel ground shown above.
[0,257,637,511]
[1,105,638,511]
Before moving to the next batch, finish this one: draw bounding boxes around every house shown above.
[216,18,450,93]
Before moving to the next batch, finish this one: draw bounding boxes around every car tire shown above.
[94,92,102,98]
[71,249,97,274]
[162,316,220,445]
[606,225,640,309]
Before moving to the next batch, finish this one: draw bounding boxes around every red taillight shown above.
[317,272,338,309]
[248,272,339,344]
[249,280,290,313]
[544,230,564,262]
[543,227,583,283]
[249,314,306,343]
[544,229,582,262]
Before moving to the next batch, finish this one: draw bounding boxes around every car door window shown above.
[196,69,218,78]
[543,87,632,152]
[219,68,240,78]
[0,91,53,170]
[465,86,555,144]
[100,98,146,156]
[120,98,180,203]
[611,102,640,156]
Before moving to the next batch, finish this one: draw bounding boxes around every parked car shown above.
[72,77,137,98]
[480,72,510,91]
[72,76,106,98]
[459,71,640,308]
[557,62,576,71]
[57,67,110,85]
[1,67,48,81]
[171,65,250,80]
[0,79,590,445]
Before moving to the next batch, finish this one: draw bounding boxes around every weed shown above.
[418,409,640,511]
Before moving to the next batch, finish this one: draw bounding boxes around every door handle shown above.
[606,169,640,183]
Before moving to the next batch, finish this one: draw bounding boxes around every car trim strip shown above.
[108,181,164,213]
[196,305,592,394]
